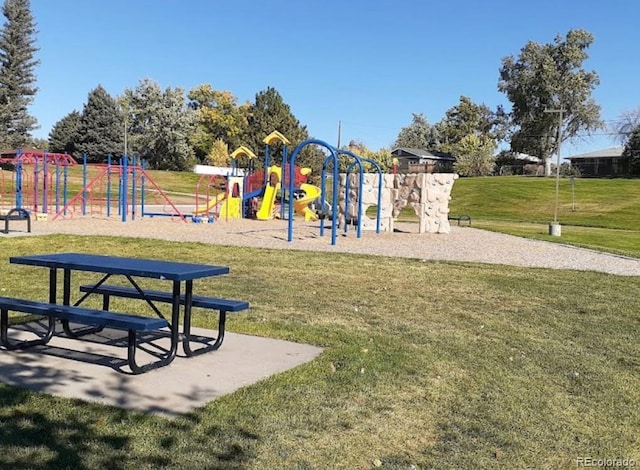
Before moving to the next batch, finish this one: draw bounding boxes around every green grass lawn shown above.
[374,175,639,257]
[1,235,639,469]
[440,176,640,258]
[449,176,640,229]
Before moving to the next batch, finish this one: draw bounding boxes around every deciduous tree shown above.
[437,96,506,153]
[207,138,230,167]
[0,0,39,148]
[187,84,248,162]
[612,108,640,145]
[498,29,603,175]
[124,78,196,171]
[452,134,495,176]
[344,140,393,172]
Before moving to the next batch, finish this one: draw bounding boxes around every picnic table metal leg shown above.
[152,280,180,365]
[60,268,105,338]
[121,279,177,373]
[126,329,175,374]
[0,267,60,348]
[125,275,166,320]
[182,279,227,357]
[0,300,56,350]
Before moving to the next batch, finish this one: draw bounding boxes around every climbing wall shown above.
[338,173,459,234]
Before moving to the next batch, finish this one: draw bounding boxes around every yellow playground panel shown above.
[193,175,244,219]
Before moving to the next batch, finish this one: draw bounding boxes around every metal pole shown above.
[544,107,564,235]
[553,109,563,224]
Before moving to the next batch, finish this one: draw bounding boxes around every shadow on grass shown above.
[0,320,262,468]
[0,386,129,469]
[0,384,261,469]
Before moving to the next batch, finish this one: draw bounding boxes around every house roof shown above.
[391,147,455,161]
[513,152,540,163]
[567,147,624,160]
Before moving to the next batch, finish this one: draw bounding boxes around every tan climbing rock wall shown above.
[338,173,458,234]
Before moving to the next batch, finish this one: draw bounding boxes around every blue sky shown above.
[28,0,640,158]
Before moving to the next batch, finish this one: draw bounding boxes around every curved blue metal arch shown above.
[287,140,384,245]
[287,139,340,245]
[280,144,289,220]
[339,150,383,236]
[341,150,364,238]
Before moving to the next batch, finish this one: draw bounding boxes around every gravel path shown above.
[10,216,640,277]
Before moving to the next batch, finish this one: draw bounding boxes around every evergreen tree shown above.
[244,87,322,175]
[48,110,80,154]
[245,87,308,157]
[622,127,640,176]
[76,85,124,162]
[0,0,39,149]
[394,113,441,150]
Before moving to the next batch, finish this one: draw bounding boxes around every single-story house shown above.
[495,151,543,175]
[567,147,625,177]
[391,147,455,173]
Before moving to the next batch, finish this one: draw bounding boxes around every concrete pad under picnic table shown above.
[0,321,323,418]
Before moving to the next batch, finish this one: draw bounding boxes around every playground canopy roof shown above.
[0,148,77,166]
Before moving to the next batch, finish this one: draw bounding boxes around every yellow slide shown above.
[256,167,281,220]
[194,192,242,218]
[194,192,226,216]
[294,183,321,221]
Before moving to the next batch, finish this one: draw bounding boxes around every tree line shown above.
[385,29,639,177]
[48,82,322,172]
[0,0,638,177]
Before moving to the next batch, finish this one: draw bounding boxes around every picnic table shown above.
[0,252,249,373]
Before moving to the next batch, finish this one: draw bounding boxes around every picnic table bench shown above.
[80,283,249,355]
[1,208,31,234]
[448,214,471,226]
[0,296,169,374]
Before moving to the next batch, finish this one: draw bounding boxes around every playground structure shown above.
[1,136,459,245]
[193,145,255,220]
[339,172,459,234]
[286,138,458,245]
[0,150,77,217]
[192,132,321,223]
[53,155,188,222]
[286,139,383,245]
[254,164,318,221]
[0,150,188,222]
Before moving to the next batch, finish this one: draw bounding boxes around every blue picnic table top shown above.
[9,252,230,281]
